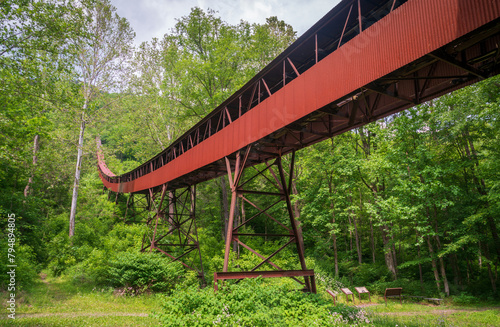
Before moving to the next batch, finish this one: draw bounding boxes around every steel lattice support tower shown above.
[214,147,316,292]
[140,185,205,284]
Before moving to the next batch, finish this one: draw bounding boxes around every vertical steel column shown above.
[276,152,311,291]
[219,149,315,292]
[191,185,206,285]
[223,151,241,272]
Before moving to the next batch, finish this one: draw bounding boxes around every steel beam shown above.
[218,151,314,292]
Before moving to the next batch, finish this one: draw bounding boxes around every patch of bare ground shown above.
[355,303,382,308]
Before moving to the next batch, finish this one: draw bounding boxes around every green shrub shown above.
[350,263,392,286]
[0,243,39,291]
[156,279,372,326]
[107,252,184,294]
[453,292,479,305]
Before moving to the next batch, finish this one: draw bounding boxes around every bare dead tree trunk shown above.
[69,108,86,238]
[24,134,39,197]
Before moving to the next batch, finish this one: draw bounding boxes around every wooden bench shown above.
[384,287,403,305]
[341,287,355,303]
[354,286,371,302]
[326,289,337,305]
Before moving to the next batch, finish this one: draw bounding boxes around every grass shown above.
[1,276,500,326]
[0,275,161,326]
[361,298,500,327]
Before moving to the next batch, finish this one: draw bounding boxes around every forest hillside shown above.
[1,0,500,326]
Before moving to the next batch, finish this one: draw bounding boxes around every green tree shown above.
[68,0,134,238]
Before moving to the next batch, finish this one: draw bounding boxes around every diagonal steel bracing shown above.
[215,147,316,292]
[136,185,205,283]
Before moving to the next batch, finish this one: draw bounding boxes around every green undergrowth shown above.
[2,276,500,326]
[0,275,161,326]
[154,278,371,326]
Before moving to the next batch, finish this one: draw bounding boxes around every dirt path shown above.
[14,312,150,319]
[379,307,500,316]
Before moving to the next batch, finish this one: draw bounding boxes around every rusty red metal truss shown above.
[98,0,500,194]
[137,185,205,283]
[97,0,500,291]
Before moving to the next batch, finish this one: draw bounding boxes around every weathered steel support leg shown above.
[223,151,241,272]
[191,185,206,285]
[218,148,315,292]
[124,193,133,221]
[141,185,206,284]
[275,152,312,291]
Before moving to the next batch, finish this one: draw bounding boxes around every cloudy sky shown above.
[110,0,341,46]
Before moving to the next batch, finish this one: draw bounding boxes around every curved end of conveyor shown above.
[96,137,120,192]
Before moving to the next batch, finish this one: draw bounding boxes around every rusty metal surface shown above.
[213,270,316,292]
[216,150,314,292]
[98,0,500,194]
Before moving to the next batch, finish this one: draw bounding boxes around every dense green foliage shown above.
[156,279,370,326]
[1,0,500,325]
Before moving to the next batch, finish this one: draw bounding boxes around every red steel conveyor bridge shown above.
[97,0,500,292]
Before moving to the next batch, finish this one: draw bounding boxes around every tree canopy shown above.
[1,2,500,307]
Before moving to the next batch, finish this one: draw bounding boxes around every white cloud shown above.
[110,0,340,46]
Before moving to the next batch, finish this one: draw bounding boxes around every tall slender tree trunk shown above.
[391,232,398,276]
[427,236,441,293]
[479,241,483,269]
[24,134,39,197]
[463,132,500,260]
[69,107,87,238]
[370,220,375,263]
[466,257,471,285]
[415,228,424,290]
[330,202,339,277]
[354,189,363,264]
[381,225,397,280]
[433,218,450,296]
[484,243,497,293]
[353,215,362,264]
[438,256,450,296]
[418,247,424,290]
[451,253,463,289]
[348,216,353,254]
[328,179,339,277]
